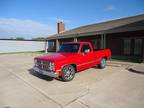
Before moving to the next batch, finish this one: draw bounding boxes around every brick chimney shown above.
[57,22,65,34]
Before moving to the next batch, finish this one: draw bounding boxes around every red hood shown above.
[34,52,77,62]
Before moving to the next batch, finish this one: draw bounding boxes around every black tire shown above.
[98,58,106,69]
[61,65,75,82]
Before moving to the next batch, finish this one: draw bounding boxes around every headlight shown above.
[34,59,38,67]
[50,62,55,71]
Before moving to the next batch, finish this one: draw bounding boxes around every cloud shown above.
[105,5,116,11]
[0,18,55,39]
[48,17,70,23]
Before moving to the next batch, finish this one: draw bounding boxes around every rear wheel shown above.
[98,58,106,69]
[61,65,75,81]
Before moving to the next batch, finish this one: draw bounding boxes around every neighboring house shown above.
[46,14,144,62]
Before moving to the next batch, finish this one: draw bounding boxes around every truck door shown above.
[77,44,95,71]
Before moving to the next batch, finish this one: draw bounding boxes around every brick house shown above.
[46,14,144,62]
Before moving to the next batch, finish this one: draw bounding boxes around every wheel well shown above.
[70,64,77,72]
[104,56,108,60]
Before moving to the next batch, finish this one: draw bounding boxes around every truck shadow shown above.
[28,69,54,81]
[127,68,144,75]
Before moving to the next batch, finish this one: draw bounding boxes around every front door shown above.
[124,38,143,56]
[124,39,131,55]
[134,38,142,56]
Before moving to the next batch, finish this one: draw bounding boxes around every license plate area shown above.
[37,60,51,71]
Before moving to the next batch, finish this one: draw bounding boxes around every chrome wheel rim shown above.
[64,67,75,80]
[101,59,106,67]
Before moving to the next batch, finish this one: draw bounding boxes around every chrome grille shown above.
[36,60,50,71]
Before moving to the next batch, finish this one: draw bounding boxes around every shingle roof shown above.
[47,14,144,40]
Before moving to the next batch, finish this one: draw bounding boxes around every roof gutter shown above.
[46,31,105,40]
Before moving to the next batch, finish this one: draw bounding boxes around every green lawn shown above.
[0,51,142,63]
[0,50,45,55]
[111,56,142,63]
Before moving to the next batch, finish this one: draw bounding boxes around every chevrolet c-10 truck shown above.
[33,42,111,81]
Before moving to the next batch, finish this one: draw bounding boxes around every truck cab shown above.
[33,42,111,81]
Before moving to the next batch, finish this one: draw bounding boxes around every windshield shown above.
[58,43,80,53]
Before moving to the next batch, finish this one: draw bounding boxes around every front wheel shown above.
[61,65,75,81]
[98,58,106,69]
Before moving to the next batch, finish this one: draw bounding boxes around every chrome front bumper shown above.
[33,67,58,78]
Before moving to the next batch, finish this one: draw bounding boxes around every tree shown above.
[15,37,25,40]
[32,37,46,41]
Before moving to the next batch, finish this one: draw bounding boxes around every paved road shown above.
[0,53,144,108]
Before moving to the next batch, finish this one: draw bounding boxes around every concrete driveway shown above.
[0,53,144,108]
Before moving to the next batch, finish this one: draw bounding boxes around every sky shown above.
[0,0,144,39]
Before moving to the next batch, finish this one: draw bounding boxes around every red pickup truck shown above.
[33,42,111,81]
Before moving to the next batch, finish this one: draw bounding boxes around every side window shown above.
[81,44,91,53]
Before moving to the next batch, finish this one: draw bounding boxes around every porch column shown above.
[143,48,144,62]
[142,39,144,62]
[101,34,106,49]
[56,39,59,51]
[74,37,77,42]
[101,34,104,49]
[44,40,48,53]
[103,34,106,49]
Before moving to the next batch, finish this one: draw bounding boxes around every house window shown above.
[48,41,55,50]
[134,39,142,55]
[124,39,131,55]
[49,41,54,47]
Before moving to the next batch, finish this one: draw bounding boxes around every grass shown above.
[0,50,45,55]
[0,51,142,63]
[111,56,142,63]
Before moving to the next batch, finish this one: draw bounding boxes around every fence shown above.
[0,40,45,53]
